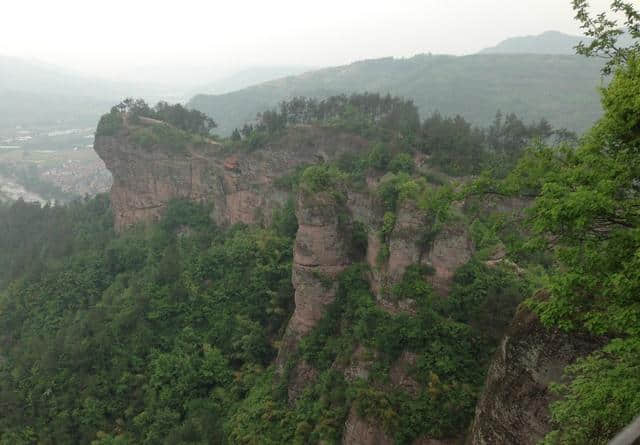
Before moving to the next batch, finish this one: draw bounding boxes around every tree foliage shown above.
[482,21,640,442]
[0,198,295,444]
[98,99,217,137]
[573,0,640,74]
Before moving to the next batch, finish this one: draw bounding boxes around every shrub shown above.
[300,165,347,194]
[131,124,193,152]
[367,143,392,170]
[381,212,396,240]
[389,153,415,174]
[96,110,124,136]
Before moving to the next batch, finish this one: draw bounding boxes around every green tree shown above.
[573,0,640,74]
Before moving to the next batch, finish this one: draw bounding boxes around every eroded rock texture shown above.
[97,122,484,445]
[342,407,394,445]
[342,406,460,445]
[95,124,369,231]
[276,191,353,370]
[468,304,602,445]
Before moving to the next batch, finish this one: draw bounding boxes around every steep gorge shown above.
[94,119,598,444]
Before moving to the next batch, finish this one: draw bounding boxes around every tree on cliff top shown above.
[112,98,217,137]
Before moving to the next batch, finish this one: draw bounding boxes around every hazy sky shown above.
[1,0,614,81]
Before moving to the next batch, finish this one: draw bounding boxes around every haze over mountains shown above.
[194,65,313,95]
[1,30,603,133]
[188,30,605,135]
[0,56,170,129]
[189,53,604,136]
[479,30,588,54]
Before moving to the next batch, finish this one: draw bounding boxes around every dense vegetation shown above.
[473,4,640,441]
[96,99,217,138]
[533,54,640,445]
[0,88,541,443]
[230,92,570,177]
[3,3,640,443]
[0,197,297,444]
[4,54,635,445]
[95,99,219,154]
[0,190,530,444]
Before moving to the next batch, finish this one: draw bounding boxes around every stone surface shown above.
[426,223,473,295]
[338,345,377,382]
[97,121,489,445]
[468,302,603,445]
[342,407,394,445]
[287,360,318,403]
[276,191,352,370]
[389,351,420,397]
[95,124,369,231]
[342,406,460,445]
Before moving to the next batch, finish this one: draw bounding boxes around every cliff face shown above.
[97,122,581,444]
[276,182,475,371]
[276,190,354,370]
[468,302,602,445]
[94,123,369,231]
[95,132,219,231]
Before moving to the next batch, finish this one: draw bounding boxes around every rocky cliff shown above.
[96,119,476,365]
[96,119,588,445]
[94,121,369,231]
[276,189,355,371]
[468,299,603,445]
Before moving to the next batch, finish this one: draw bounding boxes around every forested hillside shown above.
[1,62,638,442]
[0,89,551,443]
[188,54,604,136]
[478,30,588,55]
[1,3,640,444]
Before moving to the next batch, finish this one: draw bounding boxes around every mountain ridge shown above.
[188,53,605,136]
[479,30,589,54]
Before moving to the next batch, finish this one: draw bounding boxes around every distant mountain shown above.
[195,66,313,95]
[479,31,590,55]
[0,56,167,130]
[188,53,605,136]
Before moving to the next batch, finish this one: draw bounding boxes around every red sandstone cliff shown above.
[468,301,602,445]
[94,122,369,232]
[95,120,585,445]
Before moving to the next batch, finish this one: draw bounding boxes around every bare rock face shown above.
[342,406,460,445]
[426,223,473,295]
[335,345,377,382]
[389,351,421,397]
[342,407,394,445]
[287,360,318,403]
[468,303,603,445]
[373,200,474,307]
[387,201,426,283]
[97,122,482,445]
[276,191,353,370]
[95,134,216,231]
[94,125,369,232]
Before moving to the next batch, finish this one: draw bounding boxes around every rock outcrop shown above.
[426,223,473,295]
[374,201,473,307]
[342,407,460,445]
[276,190,354,370]
[95,123,369,231]
[97,121,482,444]
[342,407,394,445]
[468,302,603,445]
